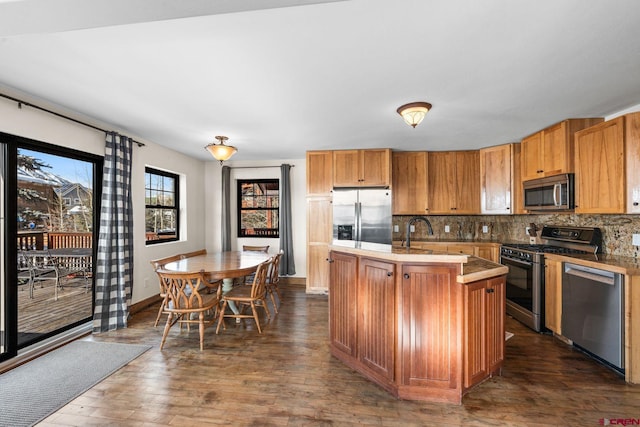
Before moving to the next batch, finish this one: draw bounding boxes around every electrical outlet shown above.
[444,225,450,233]
[482,225,489,233]
[393,224,399,233]
[633,234,640,246]
[525,226,531,235]
[410,225,415,232]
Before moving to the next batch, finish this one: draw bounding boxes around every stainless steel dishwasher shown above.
[562,263,624,372]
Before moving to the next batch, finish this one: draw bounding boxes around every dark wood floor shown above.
[37,284,637,426]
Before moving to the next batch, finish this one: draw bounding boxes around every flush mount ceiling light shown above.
[397,102,432,128]
[205,135,237,164]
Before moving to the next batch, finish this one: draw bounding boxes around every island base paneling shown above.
[329,248,506,404]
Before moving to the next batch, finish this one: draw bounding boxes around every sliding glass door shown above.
[1,132,102,361]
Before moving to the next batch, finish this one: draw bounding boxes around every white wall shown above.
[0,94,207,305]
[204,158,307,277]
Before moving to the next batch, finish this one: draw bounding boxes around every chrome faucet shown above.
[405,216,434,248]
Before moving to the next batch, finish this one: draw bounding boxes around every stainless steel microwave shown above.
[523,173,575,211]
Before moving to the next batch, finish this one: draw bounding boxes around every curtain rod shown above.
[228,165,295,169]
[0,92,146,147]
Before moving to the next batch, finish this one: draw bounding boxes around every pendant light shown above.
[205,136,237,164]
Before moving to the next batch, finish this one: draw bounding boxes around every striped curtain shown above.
[93,132,134,332]
[221,165,232,251]
[279,164,295,275]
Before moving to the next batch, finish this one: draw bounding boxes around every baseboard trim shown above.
[129,294,162,315]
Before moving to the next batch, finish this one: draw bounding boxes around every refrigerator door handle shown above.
[355,202,362,241]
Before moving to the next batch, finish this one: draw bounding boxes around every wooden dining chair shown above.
[180,249,207,259]
[242,245,269,253]
[150,254,183,327]
[157,270,221,351]
[217,258,272,334]
[266,250,284,314]
[239,245,270,284]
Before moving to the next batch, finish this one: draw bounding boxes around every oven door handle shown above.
[501,256,533,267]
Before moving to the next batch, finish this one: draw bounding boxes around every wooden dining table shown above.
[162,251,272,313]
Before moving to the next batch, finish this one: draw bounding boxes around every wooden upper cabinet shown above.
[574,115,630,213]
[306,151,333,195]
[480,145,511,213]
[521,118,603,181]
[333,149,391,187]
[429,151,480,214]
[392,151,428,215]
[480,143,520,215]
[625,112,640,213]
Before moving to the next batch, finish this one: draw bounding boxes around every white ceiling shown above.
[1,0,639,162]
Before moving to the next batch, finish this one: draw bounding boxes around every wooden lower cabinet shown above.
[464,276,505,390]
[328,252,357,357]
[329,250,506,404]
[358,258,396,382]
[544,257,563,334]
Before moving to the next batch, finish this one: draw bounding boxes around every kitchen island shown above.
[328,240,508,404]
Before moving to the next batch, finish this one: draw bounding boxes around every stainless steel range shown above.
[500,225,602,332]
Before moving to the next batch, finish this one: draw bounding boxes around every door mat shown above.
[0,340,150,427]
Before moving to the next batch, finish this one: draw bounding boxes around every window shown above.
[145,167,179,244]
[237,179,279,238]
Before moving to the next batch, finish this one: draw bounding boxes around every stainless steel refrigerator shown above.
[332,188,392,245]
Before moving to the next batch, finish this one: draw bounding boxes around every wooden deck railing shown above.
[17,231,92,250]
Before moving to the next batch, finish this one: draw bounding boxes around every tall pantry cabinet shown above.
[306,151,333,293]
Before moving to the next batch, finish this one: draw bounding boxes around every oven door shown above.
[501,254,543,331]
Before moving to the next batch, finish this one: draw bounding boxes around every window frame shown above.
[236,178,279,238]
[145,167,180,245]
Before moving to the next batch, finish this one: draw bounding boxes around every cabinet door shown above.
[454,151,480,214]
[427,151,455,214]
[544,258,562,334]
[329,252,358,357]
[464,280,488,388]
[306,151,333,195]
[486,276,505,374]
[358,258,395,380]
[333,150,360,187]
[306,196,332,292]
[392,151,428,214]
[480,144,513,214]
[447,244,475,256]
[521,131,543,181]
[475,245,499,262]
[399,264,459,389]
[361,149,391,187]
[575,117,625,213]
[542,122,570,177]
[625,113,640,213]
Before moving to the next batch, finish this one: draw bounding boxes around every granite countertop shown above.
[544,252,640,275]
[329,240,507,283]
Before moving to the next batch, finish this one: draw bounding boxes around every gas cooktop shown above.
[501,225,602,256]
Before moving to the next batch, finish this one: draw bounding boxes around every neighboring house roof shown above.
[17,166,69,187]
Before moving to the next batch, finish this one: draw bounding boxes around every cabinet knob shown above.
[387,271,393,277]
[486,288,495,294]
[326,258,334,263]
[403,273,410,279]
[634,202,639,206]
[506,207,510,210]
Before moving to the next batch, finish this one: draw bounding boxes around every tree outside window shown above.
[145,167,179,244]
[237,179,279,238]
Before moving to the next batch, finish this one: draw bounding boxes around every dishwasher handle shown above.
[564,263,615,286]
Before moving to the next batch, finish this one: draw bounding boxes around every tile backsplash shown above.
[393,214,640,258]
